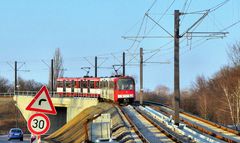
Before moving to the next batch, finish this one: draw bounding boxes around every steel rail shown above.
[134,106,187,143]
[119,106,150,143]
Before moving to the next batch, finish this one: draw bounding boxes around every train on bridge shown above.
[56,76,135,104]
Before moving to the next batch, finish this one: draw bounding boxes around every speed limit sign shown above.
[27,113,50,135]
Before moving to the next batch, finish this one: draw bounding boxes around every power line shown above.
[145,10,174,38]
[180,0,192,24]
[123,0,176,63]
[210,0,230,12]
[145,0,176,35]
[220,19,240,32]
[183,0,230,15]
[126,15,146,52]
[146,0,157,14]
[181,10,210,37]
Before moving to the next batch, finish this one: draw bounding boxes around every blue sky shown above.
[0,0,239,91]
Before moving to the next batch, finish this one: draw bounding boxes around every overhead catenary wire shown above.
[123,0,176,65]
[180,0,192,24]
[145,0,176,36]
[125,0,159,54]
[220,19,240,32]
[181,0,189,13]
[1,0,239,82]
[181,10,210,37]
[183,0,230,15]
[166,1,233,62]
[143,0,233,64]
[140,13,173,37]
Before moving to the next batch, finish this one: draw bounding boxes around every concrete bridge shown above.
[14,94,98,134]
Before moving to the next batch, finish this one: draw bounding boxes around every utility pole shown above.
[14,61,18,128]
[174,10,180,126]
[123,52,125,76]
[14,61,18,95]
[8,61,29,128]
[51,59,54,96]
[95,56,97,77]
[140,48,143,105]
[13,62,29,92]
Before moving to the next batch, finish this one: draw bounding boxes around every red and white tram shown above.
[56,76,135,103]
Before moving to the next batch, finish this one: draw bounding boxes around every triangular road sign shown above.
[26,86,57,115]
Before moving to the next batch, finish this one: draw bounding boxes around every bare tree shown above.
[186,42,240,125]
[228,42,240,66]
[0,77,11,93]
[140,85,171,105]
[180,90,198,115]
[49,48,64,89]
[18,77,43,91]
[221,81,240,130]
[192,75,210,119]
[154,85,169,96]
[203,65,240,126]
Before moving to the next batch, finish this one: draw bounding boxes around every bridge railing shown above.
[0,93,15,96]
[0,91,100,99]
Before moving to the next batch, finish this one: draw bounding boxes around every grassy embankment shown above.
[0,96,27,134]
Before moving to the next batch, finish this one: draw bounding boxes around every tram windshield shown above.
[117,78,134,90]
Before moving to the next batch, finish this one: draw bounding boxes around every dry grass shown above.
[0,97,27,134]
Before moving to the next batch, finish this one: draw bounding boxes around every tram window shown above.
[96,81,100,88]
[100,81,103,88]
[90,81,94,88]
[109,81,114,89]
[103,81,106,88]
[82,81,87,88]
[63,80,66,92]
[117,78,134,90]
[63,80,66,88]
[109,81,112,88]
[101,81,104,88]
[66,81,71,88]
[57,81,63,87]
[75,81,78,88]
[104,81,106,88]
[81,81,83,88]
[79,81,81,88]
[87,80,90,92]
[71,80,75,88]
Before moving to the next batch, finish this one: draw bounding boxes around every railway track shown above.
[120,105,186,143]
[144,101,240,143]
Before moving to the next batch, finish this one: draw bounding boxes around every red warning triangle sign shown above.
[26,86,57,115]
